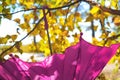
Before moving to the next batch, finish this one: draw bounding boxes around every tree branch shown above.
[104,34,120,45]
[0,1,80,16]
[1,1,120,16]
[100,6,120,15]
[91,20,95,37]
[85,0,120,15]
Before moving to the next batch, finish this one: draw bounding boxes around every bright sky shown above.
[0,18,41,45]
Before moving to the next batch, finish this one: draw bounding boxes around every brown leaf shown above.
[14,18,20,24]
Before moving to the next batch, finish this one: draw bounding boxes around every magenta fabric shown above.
[0,37,120,80]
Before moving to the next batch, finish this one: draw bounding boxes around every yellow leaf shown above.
[11,35,17,41]
[25,13,34,22]
[15,42,23,54]
[62,30,68,36]
[90,6,100,15]
[100,33,107,39]
[111,0,118,8]
[108,56,116,64]
[92,37,99,45]
[67,21,74,31]
[101,0,105,6]
[93,26,98,31]
[39,29,46,39]
[104,12,111,17]
[11,0,16,4]
[31,28,39,35]
[19,23,30,29]
[26,27,31,32]
[25,2,33,8]
[86,15,93,22]
[4,14,12,20]
[0,37,9,44]
[75,12,82,22]
[6,35,11,39]
[74,12,81,17]
[5,0,10,5]
[44,48,50,56]
[14,18,20,24]
[64,0,68,3]
[19,0,24,4]
[39,10,44,19]
[24,14,32,23]
[76,16,82,22]
[68,14,74,20]
[113,16,120,26]
[60,9,69,15]
[49,17,56,25]
[59,17,64,26]
[51,25,61,35]
[55,9,63,16]
[110,32,116,36]
[55,0,62,6]
[72,33,80,38]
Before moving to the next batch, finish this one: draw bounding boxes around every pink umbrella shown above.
[0,34,120,80]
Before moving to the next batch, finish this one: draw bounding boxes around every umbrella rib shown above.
[12,57,31,80]
[76,33,82,80]
[72,33,82,79]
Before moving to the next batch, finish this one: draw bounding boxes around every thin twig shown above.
[64,0,73,24]
[85,0,120,15]
[46,29,53,55]
[0,9,34,16]
[64,5,70,25]
[104,34,120,45]
[42,6,53,55]
[91,20,95,37]
[73,3,80,23]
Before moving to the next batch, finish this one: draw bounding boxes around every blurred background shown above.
[0,0,120,79]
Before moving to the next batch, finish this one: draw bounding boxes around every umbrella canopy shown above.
[0,35,120,80]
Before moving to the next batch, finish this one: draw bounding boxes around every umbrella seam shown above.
[12,57,31,80]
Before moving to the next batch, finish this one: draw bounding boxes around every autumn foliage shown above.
[0,0,120,79]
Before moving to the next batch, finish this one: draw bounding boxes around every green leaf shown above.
[5,0,10,5]
[101,0,105,6]
[0,5,3,12]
